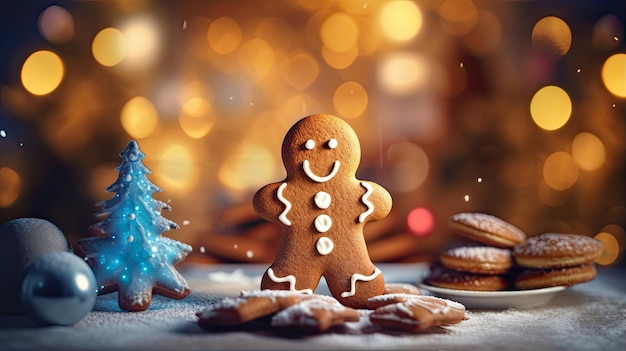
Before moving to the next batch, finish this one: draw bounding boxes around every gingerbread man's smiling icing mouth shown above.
[302,138,341,183]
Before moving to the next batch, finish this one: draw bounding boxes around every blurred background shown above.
[0,0,624,267]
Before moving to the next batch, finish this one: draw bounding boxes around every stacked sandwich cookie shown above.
[425,213,603,291]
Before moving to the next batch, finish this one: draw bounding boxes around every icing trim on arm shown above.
[276,183,292,226]
[340,267,382,298]
[303,160,340,183]
[358,181,374,223]
[267,268,313,294]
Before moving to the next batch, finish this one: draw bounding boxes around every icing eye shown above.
[327,138,338,149]
[305,139,315,150]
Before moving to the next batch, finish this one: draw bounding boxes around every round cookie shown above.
[425,264,510,291]
[514,263,597,290]
[253,114,392,309]
[440,246,513,275]
[0,218,71,314]
[449,213,526,248]
[513,233,603,269]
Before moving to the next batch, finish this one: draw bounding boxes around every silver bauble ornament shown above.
[20,251,97,326]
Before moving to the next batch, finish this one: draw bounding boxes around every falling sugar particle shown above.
[612,104,616,108]
[614,36,619,42]
[246,250,254,258]
[459,62,464,68]
[19,142,23,147]
[199,246,205,253]
[464,195,470,202]
[233,244,238,249]
[0,130,6,137]
[477,177,483,183]
[182,220,190,225]
[182,20,187,30]
[229,96,233,100]
[576,68,581,73]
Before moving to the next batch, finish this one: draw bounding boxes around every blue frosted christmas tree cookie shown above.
[75,140,192,311]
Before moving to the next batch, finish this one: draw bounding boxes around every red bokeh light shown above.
[407,207,435,237]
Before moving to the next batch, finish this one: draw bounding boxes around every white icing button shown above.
[305,139,315,150]
[314,214,332,233]
[328,138,338,149]
[314,191,331,209]
[316,236,334,255]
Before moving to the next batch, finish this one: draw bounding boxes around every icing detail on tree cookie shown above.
[314,214,332,233]
[314,191,331,209]
[267,268,314,294]
[276,183,292,226]
[303,159,340,183]
[358,182,374,223]
[316,236,334,255]
[341,267,382,298]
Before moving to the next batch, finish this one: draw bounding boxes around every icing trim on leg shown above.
[267,268,314,294]
[341,267,382,298]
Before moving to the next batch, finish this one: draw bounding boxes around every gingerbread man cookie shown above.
[253,114,392,309]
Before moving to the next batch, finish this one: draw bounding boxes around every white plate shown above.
[417,283,567,310]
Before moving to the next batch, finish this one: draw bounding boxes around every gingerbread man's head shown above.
[281,114,360,182]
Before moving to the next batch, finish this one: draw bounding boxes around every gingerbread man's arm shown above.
[358,180,392,223]
[253,182,286,224]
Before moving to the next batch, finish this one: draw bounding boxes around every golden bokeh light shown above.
[207,17,242,54]
[594,232,619,265]
[333,81,368,118]
[356,17,381,55]
[280,49,319,91]
[543,151,579,191]
[179,80,213,105]
[377,52,429,95]
[122,17,160,66]
[218,143,278,191]
[379,0,423,42]
[237,39,275,81]
[601,53,626,98]
[385,142,430,192]
[120,96,159,139]
[439,0,478,37]
[157,144,198,192]
[0,167,21,208]
[530,85,572,131]
[38,5,75,44]
[321,44,357,69]
[532,16,572,57]
[537,179,568,207]
[276,93,322,129]
[179,97,216,139]
[571,132,606,171]
[320,12,359,53]
[21,50,64,96]
[92,27,126,67]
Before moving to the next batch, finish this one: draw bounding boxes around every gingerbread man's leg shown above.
[261,260,323,294]
[324,263,385,309]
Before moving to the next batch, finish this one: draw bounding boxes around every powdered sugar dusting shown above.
[514,233,603,257]
[451,213,526,241]
[271,299,351,327]
[445,246,511,262]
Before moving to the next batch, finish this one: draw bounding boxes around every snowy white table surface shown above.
[1,263,625,351]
